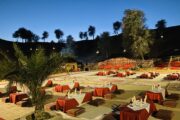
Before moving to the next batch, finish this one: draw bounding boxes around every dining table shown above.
[93,87,110,97]
[56,97,79,112]
[9,86,17,93]
[146,88,165,104]
[119,100,157,120]
[93,84,118,97]
[9,92,28,104]
[45,80,53,87]
[67,92,92,104]
[54,82,80,92]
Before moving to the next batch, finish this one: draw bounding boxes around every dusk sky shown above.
[0,0,180,42]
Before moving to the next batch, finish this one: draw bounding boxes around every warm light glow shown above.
[96,50,99,54]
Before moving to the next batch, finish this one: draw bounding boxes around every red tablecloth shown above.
[0,117,4,120]
[96,72,106,76]
[146,91,163,103]
[82,92,93,103]
[147,100,157,113]
[55,85,70,92]
[93,87,110,97]
[139,73,151,78]
[120,99,157,120]
[56,98,79,112]
[116,72,126,77]
[120,107,149,120]
[9,93,28,103]
[9,86,17,93]
[110,84,118,93]
[45,80,53,87]
[74,82,80,89]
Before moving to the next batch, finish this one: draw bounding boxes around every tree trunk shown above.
[140,52,144,61]
[32,88,45,119]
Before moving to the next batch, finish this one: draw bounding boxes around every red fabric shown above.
[55,85,70,92]
[107,71,114,75]
[93,88,110,97]
[74,82,80,89]
[171,61,180,67]
[9,86,17,93]
[126,70,136,75]
[56,98,79,112]
[113,65,121,70]
[147,100,157,113]
[9,93,28,103]
[46,80,53,87]
[166,73,179,80]
[96,72,106,76]
[120,107,149,120]
[110,84,118,93]
[146,91,163,103]
[82,92,92,103]
[139,73,149,78]
[116,72,126,77]
[104,64,113,69]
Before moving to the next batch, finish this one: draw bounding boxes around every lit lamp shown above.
[96,50,99,54]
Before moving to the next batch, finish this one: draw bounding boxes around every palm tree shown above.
[42,31,49,42]
[54,29,64,42]
[12,31,20,42]
[155,19,166,30]
[32,34,40,42]
[113,21,121,35]
[79,32,84,40]
[0,44,63,119]
[83,32,88,40]
[88,25,96,40]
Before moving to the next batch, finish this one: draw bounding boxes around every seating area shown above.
[96,70,136,78]
[164,73,180,80]
[138,72,159,79]
[1,70,180,120]
[54,82,80,92]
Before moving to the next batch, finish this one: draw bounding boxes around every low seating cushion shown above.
[66,107,85,117]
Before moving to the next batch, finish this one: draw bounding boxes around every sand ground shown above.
[0,69,180,120]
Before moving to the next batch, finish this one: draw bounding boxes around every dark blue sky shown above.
[0,0,180,42]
